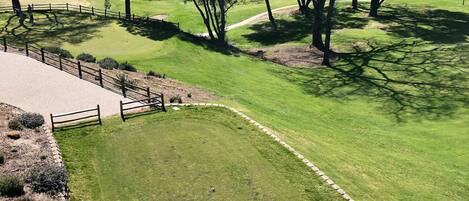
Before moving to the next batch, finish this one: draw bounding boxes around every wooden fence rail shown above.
[120,96,166,121]
[50,105,102,131]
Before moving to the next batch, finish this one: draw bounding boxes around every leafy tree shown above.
[192,0,239,42]
[11,0,21,13]
[297,0,311,14]
[264,0,275,26]
[322,0,336,66]
[352,0,358,10]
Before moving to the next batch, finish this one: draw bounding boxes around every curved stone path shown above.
[0,52,132,124]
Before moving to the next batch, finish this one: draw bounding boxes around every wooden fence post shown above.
[50,114,55,132]
[3,37,6,52]
[121,79,127,98]
[146,87,151,103]
[92,7,94,15]
[79,5,81,13]
[40,48,45,63]
[120,101,125,121]
[58,55,62,70]
[77,61,82,79]
[31,4,34,11]
[97,105,102,125]
[104,8,107,17]
[118,11,120,19]
[132,14,135,21]
[25,42,29,56]
[66,3,69,11]
[49,3,51,11]
[98,69,103,87]
[161,93,166,112]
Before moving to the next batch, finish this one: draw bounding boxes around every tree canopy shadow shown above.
[376,5,469,44]
[1,10,111,47]
[117,19,179,41]
[240,7,369,47]
[272,40,469,121]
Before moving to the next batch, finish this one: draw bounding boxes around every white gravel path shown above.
[0,52,132,124]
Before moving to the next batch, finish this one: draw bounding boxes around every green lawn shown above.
[54,107,339,200]
[1,1,469,200]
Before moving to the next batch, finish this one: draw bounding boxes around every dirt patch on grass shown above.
[251,44,325,68]
[150,14,168,21]
[0,103,58,200]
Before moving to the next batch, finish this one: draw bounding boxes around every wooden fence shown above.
[120,96,166,121]
[0,3,180,29]
[50,105,102,131]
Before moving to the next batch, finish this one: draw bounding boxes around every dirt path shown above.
[198,5,298,37]
[0,52,133,124]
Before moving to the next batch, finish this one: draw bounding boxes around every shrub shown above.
[98,57,119,69]
[0,155,4,165]
[8,119,23,131]
[27,165,68,196]
[170,95,182,103]
[0,175,24,197]
[76,53,96,63]
[118,62,137,72]
[17,113,44,129]
[43,46,73,59]
[147,70,166,79]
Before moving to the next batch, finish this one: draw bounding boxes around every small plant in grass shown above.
[170,95,182,103]
[118,62,137,72]
[115,74,137,89]
[43,46,73,59]
[76,53,96,63]
[98,57,119,69]
[0,175,24,197]
[8,118,23,131]
[147,70,166,79]
[17,113,44,129]
[27,165,68,196]
[187,93,192,98]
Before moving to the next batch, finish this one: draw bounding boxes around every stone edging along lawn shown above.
[167,103,354,201]
[49,102,353,200]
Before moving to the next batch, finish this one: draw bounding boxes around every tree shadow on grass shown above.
[116,19,179,41]
[1,11,111,47]
[272,40,469,121]
[240,8,369,47]
[375,5,469,44]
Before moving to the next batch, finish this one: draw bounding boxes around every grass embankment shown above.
[54,107,340,200]
[1,2,468,200]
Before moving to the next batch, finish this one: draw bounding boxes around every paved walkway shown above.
[0,52,132,124]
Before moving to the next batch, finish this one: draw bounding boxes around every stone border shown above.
[42,125,68,200]
[167,103,354,201]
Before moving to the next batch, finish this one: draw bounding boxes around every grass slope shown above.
[54,107,339,200]
[1,1,468,200]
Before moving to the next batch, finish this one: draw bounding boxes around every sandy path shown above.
[0,52,132,124]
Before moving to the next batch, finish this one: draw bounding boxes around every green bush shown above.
[118,62,137,72]
[8,119,23,131]
[76,53,96,63]
[98,57,119,69]
[147,70,166,79]
[17,113,44,129]
[27,165,68,196]
[0,176,24,197]
[43,46,73,59]
[115,74,137,89]
[170,95,182,103]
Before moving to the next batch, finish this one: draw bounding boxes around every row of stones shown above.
[167,103,354,201]
[42,125,64,167]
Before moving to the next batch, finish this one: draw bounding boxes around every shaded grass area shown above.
[54,107,340,200]
[1,5,468,200]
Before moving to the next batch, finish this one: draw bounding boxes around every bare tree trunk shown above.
[265,0,276,26]
[369,0,380,17]
[193,0,215,39]
[125,0,131,19]
[11,0,21,14]
[352,0,358,10]
[311,5,324,50]
[322,0,336,66]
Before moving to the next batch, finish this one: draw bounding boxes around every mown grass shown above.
[1,1,468,200]
[54,107,340,200]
